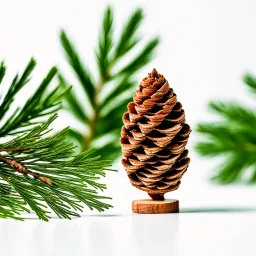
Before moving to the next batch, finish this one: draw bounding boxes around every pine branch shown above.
[59,6,160,158]
[0,59,71,137]
[0,61,113,220]
[196,76,256,184]
[0,115,113,221]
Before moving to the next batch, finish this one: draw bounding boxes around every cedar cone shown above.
[120,69,191,200]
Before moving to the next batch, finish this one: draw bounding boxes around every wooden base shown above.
[132,199,179,214]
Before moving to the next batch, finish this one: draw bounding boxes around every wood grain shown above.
[132,199,179,214]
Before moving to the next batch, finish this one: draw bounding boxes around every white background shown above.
[1,0,256,214]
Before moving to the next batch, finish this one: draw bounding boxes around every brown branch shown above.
[0,146,27,152]
[0,155,52,185]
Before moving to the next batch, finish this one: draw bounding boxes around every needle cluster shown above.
[0,60,112,221]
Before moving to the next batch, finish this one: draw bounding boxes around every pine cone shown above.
[120,69,191,199]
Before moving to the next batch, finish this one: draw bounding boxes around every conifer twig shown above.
[196,73,256,184]
[59,6,160,160]
[0,60,113,221]
[0,155,52,185]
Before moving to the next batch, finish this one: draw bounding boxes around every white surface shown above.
[1,212,256,256]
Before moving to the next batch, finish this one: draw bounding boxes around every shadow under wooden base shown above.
[132,199,179,214]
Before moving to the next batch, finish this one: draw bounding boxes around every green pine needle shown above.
[60,30,95,106]
[0,60,70,137]
[59,6,160,159]
[243,73,256,94]
[196,75,256,184]
[0,60,113,220]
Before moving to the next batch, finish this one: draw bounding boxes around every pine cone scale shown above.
[121,69,191,197]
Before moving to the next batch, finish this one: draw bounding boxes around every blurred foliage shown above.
[196,73,256,184]
[59,6,160,160]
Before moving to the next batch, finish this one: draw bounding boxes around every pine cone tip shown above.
[149,68,159,78]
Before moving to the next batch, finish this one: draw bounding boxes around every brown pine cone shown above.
[120,69,191,200]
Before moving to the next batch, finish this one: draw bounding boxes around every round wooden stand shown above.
[132,199,179,214]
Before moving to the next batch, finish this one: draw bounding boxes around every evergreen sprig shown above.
[0,59,70,136]
[195,74,256,184]
[59,6,159,160]
[0,60,112,220]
